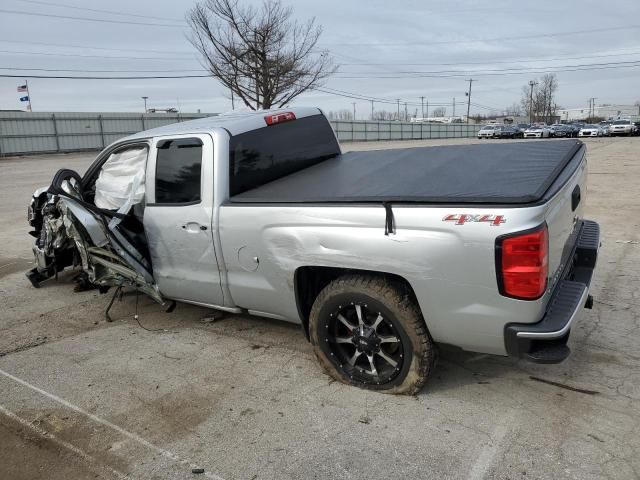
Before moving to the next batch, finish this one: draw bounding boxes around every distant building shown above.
[410,116,466,123]
[558,104,640,121]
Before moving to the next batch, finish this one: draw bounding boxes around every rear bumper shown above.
[504,219,600,363]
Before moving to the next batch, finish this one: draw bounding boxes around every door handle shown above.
[181,222,207,232]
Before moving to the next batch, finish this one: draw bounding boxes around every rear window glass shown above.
[155,138,203,204]
[229,114,340,196]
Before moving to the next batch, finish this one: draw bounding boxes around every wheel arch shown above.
[294,266,425,341]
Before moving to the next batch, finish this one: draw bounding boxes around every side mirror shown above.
[48,168,84,198]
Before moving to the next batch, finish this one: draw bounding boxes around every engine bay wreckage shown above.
[26,145,168,314]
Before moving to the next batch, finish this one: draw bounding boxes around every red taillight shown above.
[497,225,548,300]
[264,112,296,126]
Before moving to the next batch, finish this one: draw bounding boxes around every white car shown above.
[609,119,634,136]
[477,125,499,139]
[598,122,611,136]
[523,125,551,138]
[579,125,601,137]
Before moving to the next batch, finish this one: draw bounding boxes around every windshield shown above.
[583,125,597,129]
[482,126,495,130]
[613,120,630,125]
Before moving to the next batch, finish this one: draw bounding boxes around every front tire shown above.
[309,275,434,394]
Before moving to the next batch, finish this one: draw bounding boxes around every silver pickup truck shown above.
[26,107,599,394]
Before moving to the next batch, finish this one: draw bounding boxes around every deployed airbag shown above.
[94,147,148,210]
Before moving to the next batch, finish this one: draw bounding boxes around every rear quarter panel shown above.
[218,150,587,356]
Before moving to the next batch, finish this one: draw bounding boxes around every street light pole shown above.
[352,102,356,120]
[466,78,474,123]
[396,99,400,121]
[141,96,148,113]
[420,96,425,119]
[528,81,537,124]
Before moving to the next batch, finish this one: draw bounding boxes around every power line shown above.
[0,73,210,79]
[0,38,193,55]
[332,60,640,79]
[0,67,207,73]
[0,71,465,108]
[14,0,186,24]
[337,49,640,68]
[0,49,197,61]
[0,8,186,28]
[320,24,640,48]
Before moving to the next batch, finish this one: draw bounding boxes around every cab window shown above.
[155,138,203,204]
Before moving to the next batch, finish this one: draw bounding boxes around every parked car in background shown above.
[633,121,640,136]
[598,121,612,136]
[597,124,610,137]
[563,124,580,137]
[578,124,601,137]
[550,125,571,138]
[478,125,500,139]
[498,125,523,139]
[511,124,528,136]
[609,119,634,136]
[523,125,551,138]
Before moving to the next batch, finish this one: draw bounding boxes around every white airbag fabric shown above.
[94,147,147,210]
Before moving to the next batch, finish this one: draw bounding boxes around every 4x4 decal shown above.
[443,214,506,226]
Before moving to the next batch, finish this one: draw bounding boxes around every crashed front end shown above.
[26,174,164,305]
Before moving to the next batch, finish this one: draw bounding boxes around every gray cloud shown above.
[1,0,639,115]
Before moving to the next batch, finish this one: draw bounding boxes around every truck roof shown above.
[231,139,584,205]
[123,106,322,140]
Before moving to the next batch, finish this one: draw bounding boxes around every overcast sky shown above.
[1,0,639,117]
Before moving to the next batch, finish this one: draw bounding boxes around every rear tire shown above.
[309,274,434,394]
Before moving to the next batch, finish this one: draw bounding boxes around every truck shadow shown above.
[423,344,522,395]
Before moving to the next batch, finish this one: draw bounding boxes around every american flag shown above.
[17,84,28,92]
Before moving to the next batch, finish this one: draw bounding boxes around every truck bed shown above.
[230,139,583,204]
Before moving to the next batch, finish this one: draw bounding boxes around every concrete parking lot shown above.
[1,136,639,480]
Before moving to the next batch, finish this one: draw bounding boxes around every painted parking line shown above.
[467,410,516,480]
[0,403,129,480]
[0,367,225,480]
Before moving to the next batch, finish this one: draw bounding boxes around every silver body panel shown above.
[40,107,588,356]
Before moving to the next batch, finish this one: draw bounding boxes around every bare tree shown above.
[371,110,396,121]
[188,0,336,110]
[520,74,559,123]
[327,109,353,121]
[504,102,522,116]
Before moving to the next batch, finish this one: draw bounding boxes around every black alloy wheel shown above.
[309,275,435,394]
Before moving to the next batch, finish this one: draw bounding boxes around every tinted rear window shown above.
[229,114,340,196]
[155,138,203,204]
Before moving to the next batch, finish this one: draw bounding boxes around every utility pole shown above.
[141,96,148,113]
[396,99,400,121]
[425,99,429,118]
[528,80,537,124]
[24,79,33,112]
[352,102,356,120]
[404,102,408,121]
[465,78,474,123]
[420,96,425,119]
[589,97,597,120]
[370,100,374,120]
[452,97,455,118]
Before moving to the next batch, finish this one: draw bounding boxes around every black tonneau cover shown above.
[230,139,583,205]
